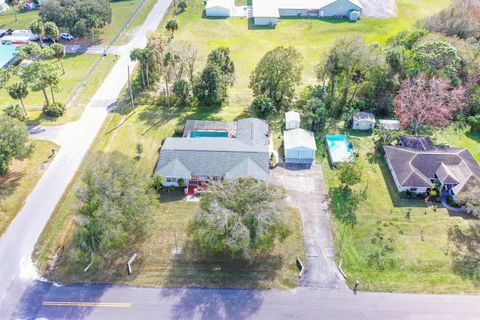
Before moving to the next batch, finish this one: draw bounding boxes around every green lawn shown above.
[159,0,451,112]
[0,8,38,30]
[0,140,59,236]
[114,0,158,45]
[34,105,305,289]
[321,125,480,293]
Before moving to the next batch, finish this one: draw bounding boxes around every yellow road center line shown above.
[42,301,132,308]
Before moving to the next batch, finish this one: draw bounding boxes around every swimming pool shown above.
[325,135,354,165]
[190,131,229,138]
[0,45,18,69]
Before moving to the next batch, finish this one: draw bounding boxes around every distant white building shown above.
[285,111,301,130]
[252,0,363,26]
[205,0,363,26]
[205,0,234,17]
[284,128,317,166]
[352,112,375,131]
[379,119,400,131]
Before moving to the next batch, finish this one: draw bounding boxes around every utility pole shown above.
[128,65,135,110]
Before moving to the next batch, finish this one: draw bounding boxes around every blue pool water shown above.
[0,45,17,69]
[190,131,229,138]
[325,135,354,165]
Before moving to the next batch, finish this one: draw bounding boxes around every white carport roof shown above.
[284,128,317,151]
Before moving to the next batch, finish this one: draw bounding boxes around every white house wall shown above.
[254,17,278,26]
[206,6,231,17]
[278,9,308,17]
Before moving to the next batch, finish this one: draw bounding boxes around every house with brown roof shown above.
[383,136,480,198]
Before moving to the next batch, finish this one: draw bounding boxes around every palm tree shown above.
[44,22,60,43]
[130,48,145,87]
[30,20,45,46]
[165,20,178,38]
[5,0,19,22]
[51,43,66,74]
[7,82,29,116]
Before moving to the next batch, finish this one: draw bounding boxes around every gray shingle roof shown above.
[384,144,480,193]
[156,118,270,180]
[399,136,435,151]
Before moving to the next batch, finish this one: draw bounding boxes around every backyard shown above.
[159,0,451,111]
[321,124,480,293]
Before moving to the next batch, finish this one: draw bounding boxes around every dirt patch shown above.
[359,0,397,18]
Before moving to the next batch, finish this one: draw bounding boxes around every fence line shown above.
[65,0,149,107]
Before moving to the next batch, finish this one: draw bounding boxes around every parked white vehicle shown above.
[60,33,74,41]
[12,30,38,41]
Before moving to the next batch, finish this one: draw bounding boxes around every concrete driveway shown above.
[358,0,397,18]
[271,164,346,289]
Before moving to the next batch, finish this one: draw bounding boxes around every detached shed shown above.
[285,111,301,130]
[352,112,375,131]
[284,128,317,166]
[205,0,233,17]
[379,119,400,131]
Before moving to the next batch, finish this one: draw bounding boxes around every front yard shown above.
[322,125,480,293]
[34,104,305,289]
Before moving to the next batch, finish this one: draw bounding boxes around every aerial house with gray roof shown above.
[383,136,480,199]
[155,118,270,194]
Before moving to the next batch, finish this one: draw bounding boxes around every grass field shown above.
[159,0,451,111]
[0,140,58,236]
[0,0,148,45]
[320,124,480,293]
[0,8,38,30]
[34,104,305,289]
[0,54,117,125]
[114,0,158,45]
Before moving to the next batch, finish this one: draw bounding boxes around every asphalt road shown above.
[0,0,172,318]
[11,282,480,320]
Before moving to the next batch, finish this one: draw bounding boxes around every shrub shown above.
[250,96,276,119]
[173,79,191,105]
[177,1,187,12]
[270,153,277,169]
[3,104,26,122]
[173,123,185,137]
[42,102,66,117]
[150,175,165,193]
[178,178,185,187]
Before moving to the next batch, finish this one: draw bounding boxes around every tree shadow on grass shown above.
[0,170,24,199]
[448,224,480,285]
[328,186,362,226]
[160,241,285,319]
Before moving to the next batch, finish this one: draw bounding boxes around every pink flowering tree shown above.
[394,74,465,135]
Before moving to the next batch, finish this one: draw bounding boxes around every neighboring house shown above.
[284,128,317,166]
[252,0,363,26]
[352,111,375,130]
[155,118,270,192]
[379,119,400,131]
[205,0,234,17]
[205,0,363,25]
[285,111,301,130]
[384,136,480,199]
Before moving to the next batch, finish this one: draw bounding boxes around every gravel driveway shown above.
[271,165,346,289]
[359,0,397,18]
